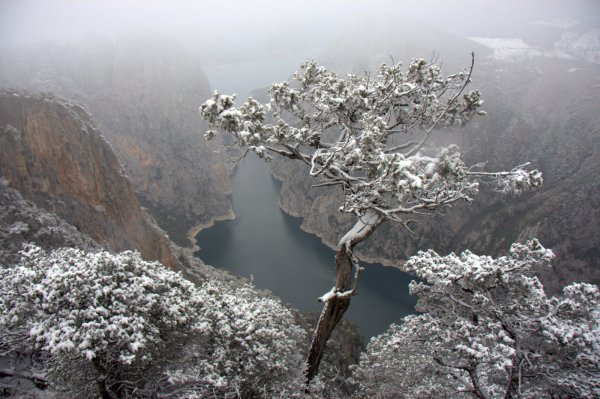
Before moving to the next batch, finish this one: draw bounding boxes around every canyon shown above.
[0,89,176,267]
[1,25,598,299]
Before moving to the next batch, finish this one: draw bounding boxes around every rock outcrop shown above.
[0,90,176,267]
[0,34,232,246]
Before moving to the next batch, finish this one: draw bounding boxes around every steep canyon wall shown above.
[0,35,232,246]
[0,90,177,267]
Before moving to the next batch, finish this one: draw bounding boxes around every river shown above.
[194,153,417,341]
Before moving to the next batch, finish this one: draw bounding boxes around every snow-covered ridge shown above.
[555,28,600,65]
[529,16,581,30]
[469,37,574,62]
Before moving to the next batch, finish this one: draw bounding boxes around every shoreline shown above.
[186,208,236,251]
[190,161,405,270]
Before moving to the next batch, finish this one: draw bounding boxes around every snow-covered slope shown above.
[469,36,574,62]
[556,28,600,64]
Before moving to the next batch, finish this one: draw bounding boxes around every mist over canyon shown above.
[0,1,599,397]
[1,0,598,336]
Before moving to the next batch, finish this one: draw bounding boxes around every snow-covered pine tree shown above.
[165,280,306,398]
[200,56,542,381]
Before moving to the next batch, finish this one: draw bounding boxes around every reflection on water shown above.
[195,153,417,340]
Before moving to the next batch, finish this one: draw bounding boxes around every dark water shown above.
[194,154,417,341]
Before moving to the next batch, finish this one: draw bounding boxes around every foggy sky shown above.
[1,0,598,64]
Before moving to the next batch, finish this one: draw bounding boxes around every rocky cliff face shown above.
[270,24,600,293]
[0,89,177,267]
[0,35,232,246]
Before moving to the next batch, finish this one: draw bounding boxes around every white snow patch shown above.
[470,37,575,62]
[471,37,530,50]
[338,209,381,246]
[318,288,336,303]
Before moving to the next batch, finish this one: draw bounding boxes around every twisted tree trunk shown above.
[305,210,384,382]
[305,245,353,381]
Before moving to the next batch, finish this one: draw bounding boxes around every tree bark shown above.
[92,359,113,399]
[305,244,353,382]
[305,210,384,383]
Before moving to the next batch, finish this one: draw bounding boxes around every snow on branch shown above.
[318,255,365,302]
[200,58,542,228]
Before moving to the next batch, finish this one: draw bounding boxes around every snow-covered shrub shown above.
[0,184,98,266]
[0,245,308,398]
[0,245,207,397]
[352,239,600,398]
[166,280,307,398]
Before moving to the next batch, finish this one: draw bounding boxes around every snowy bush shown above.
[165,280,307,398]
[352,239,600,398]
[0,184,98,266]
[0,245,206,397]
[0,245,308,398]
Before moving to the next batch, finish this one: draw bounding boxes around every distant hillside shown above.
[321,18,492,74]
[0,34,232,246]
